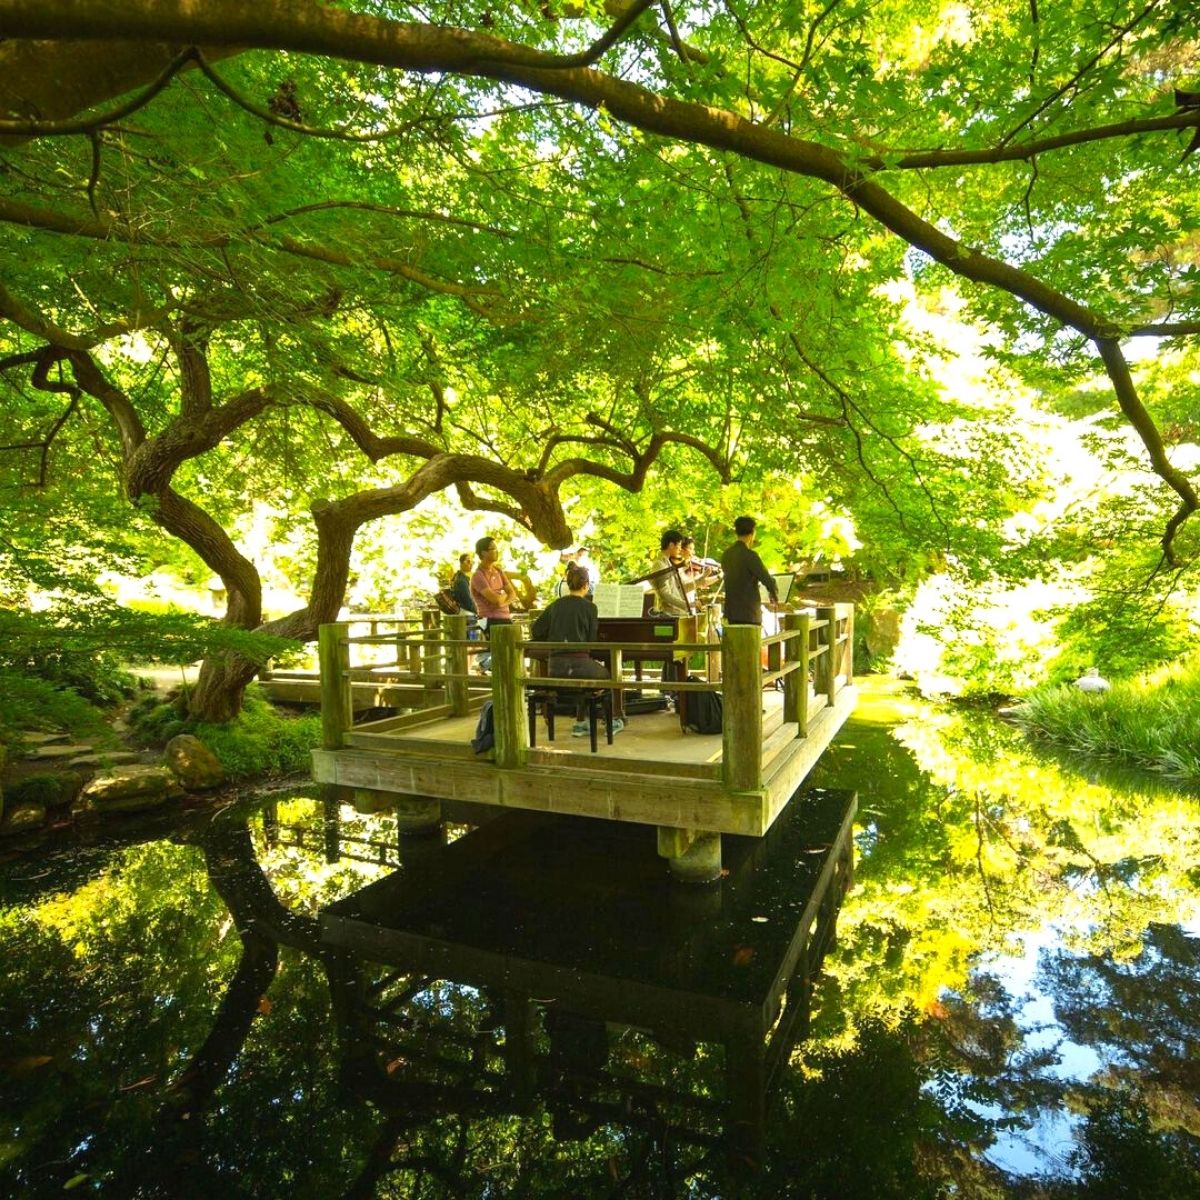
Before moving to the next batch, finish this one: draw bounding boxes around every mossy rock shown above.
[164,734,226,790]
[82,766,181,814]
[6,771,84,811]
[0,801,46,836]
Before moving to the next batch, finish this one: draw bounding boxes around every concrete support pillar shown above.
[657,825,722,883]
[395,794,443,833]
[350,788,442,832]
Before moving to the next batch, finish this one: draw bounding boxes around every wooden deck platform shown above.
[310,606,857,879]
[312,685,856,838]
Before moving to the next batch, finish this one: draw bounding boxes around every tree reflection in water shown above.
[0,681,1197,1197]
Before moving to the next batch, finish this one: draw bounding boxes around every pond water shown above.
[2,677,1198,1198]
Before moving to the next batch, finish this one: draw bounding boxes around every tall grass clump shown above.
[1015,660,1200,780]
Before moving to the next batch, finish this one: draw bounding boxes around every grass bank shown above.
[133,687,322,780]
[1016,660,1200,780]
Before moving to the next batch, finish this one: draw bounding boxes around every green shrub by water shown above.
[1016,660,1200,780]
[0,669,112,747]
[133,687,322,779]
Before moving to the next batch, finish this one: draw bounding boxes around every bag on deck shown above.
[684,674,723,734]
[434,587,460,615]
[471,699,495,754]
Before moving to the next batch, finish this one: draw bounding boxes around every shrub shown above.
[1016,659,1200,780]
[0,669,111,746]
[133,688,321,780]
[6,772,83,810]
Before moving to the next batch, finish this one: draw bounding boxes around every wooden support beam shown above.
[490,622,527,769]
[318,622,353,750]
[721,623,762,792]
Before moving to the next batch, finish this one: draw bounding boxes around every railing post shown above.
[815,606,836,705]
[445,611,469,716]
[783,612,809,735]
[318,622,353,749]
[840,604,854,691]
[766,628,782,677]
[722,623,762,791]
[705,602,722,682]
[675,614,697,680]
[421,608,441,706]
[490,623,527,768]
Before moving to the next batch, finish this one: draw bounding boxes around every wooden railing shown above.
[318,604,854,788]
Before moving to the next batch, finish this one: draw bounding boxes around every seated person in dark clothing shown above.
[531,562,624,737]
[720,515,778,625]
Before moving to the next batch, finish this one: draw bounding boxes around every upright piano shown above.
[596,614,686,717]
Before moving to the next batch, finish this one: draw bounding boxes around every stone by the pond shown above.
[0,801,47,835]
[82,766,181,813]
[69,751,142,769]
[164,735,227,790]
[16,731,70,746]
[25,743,96,761]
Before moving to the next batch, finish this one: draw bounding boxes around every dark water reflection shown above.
[2,678,1198,1197]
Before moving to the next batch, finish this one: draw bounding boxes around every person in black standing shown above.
[720,515,778,624]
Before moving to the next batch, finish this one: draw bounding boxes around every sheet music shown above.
[593,583,646,619]
[759,573,796,603]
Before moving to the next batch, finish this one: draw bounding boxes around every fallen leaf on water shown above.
[118,1075,157,1092]
[256,996,272,1015]
[751,916,769,923]
[385,1057,408,1075]
[63,1173,89,1190]
[732,945,755,966]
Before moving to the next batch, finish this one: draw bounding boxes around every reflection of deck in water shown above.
[321,788,856,1155]
[309,609,856,879]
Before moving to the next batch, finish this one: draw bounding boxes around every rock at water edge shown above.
[163,735,227,790]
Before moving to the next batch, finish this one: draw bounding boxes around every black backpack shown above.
[471,699,495,754]
[684,675,723,734]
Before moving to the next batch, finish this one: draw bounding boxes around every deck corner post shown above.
[722,623,762,791]
[318,622,353,750]
[445,611,469,716]
[784,612,809,734]
[490,622,527,769]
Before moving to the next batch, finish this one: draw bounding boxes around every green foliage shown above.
[0,669,110,745]
[3,772,79,810]
[133,689,321,779]
[1016,659,1200,780]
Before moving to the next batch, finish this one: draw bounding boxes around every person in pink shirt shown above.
[470,536,519,627]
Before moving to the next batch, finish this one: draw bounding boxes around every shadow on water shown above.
[1,675,1198,1197]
